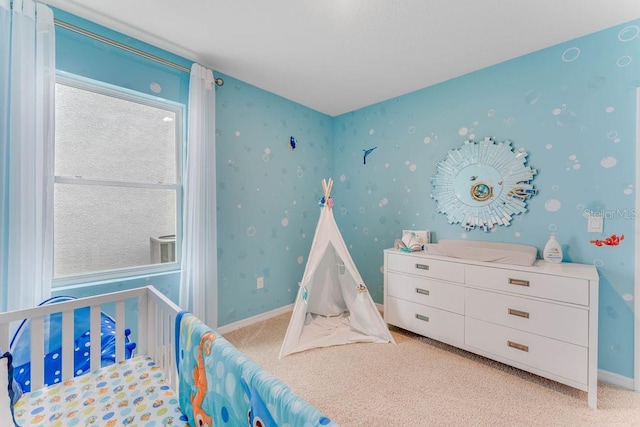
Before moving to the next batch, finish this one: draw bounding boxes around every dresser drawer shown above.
[465,318,588,386]
[465,265,589,306]
[465,288,589,346]
[387,272,464,314]
[386,296,464,345]
[386,252,464,283]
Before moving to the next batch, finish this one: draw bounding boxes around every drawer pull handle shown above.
[508,308,530,319]
[415,314,429,322]
[415,263,429,271]
[416,288,430,296]
[507,340,529,352]
[508,278,530,287]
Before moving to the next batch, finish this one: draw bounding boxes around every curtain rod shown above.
[54,18,224,86]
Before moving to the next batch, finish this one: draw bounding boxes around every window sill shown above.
[53,263,180,291]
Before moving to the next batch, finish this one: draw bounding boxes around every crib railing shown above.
[0,286,181,391]
[140,285,182,388]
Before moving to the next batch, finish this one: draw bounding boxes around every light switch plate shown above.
[587,214,603,233]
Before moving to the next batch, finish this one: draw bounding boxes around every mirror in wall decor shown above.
[430,137,537,232]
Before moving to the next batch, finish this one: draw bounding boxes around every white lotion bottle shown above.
[543,233,563,263]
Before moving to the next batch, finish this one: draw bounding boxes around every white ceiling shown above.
[45,0,640,117]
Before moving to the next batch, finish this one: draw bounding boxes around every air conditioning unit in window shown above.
[150,235,176,264]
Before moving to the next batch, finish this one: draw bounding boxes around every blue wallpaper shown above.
[333,20,640,378]
[215,75,333,325]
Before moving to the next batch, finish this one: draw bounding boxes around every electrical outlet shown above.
[257,276,264,289]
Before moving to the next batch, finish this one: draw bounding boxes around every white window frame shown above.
[52,72,184,288]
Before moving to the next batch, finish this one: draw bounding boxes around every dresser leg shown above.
[588,389,597,409]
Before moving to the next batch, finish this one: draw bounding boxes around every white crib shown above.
[0,286,183,426]
[0,285,338,427]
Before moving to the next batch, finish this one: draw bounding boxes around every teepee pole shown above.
[322,178,333,206]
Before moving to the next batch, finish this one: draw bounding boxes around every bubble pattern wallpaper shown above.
[215,76,334,326]
[53,13,640,381]
[331,20,640,378]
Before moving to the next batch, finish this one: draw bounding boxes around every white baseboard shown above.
[217,304,293,335]
[217,301,385,335]
[598,369,635,390]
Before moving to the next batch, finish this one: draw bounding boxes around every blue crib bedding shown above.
[176,312,338,427]
[10,296,136,393]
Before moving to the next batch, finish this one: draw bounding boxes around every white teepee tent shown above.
[279,179,395,358]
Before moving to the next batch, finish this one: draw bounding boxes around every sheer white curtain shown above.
[180,63,217,327]
[0,0,55,312]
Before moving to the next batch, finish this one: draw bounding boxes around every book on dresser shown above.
[383,248,599,409]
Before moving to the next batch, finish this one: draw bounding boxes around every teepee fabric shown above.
[279,179,394,358]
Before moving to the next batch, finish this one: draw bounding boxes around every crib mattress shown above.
[14,356,188,427]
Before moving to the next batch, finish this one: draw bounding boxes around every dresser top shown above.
[384,248,599,281]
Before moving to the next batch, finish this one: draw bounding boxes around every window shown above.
[53,75,183,285]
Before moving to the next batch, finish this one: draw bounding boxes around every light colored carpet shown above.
[223,312,640,427]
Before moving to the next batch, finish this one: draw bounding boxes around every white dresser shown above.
[383,248,599,408]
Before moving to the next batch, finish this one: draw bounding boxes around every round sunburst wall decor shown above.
[431,137,537,232]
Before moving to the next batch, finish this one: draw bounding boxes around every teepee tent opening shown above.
[279,179,394,358]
